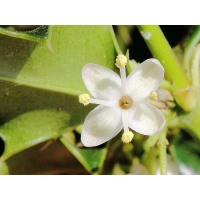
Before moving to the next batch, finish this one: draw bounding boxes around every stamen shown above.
[115,55,127,68]
[121,110,129,132]
[121,131,134,143]
[115,55,128,94]
[89,98,118,108]
[149,91,158,100]
[120,66,128,94]
[79,94,90,106]
[119,96,133,109]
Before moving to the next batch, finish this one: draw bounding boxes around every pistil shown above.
[119,96,133,109]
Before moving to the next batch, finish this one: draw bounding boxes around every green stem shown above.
[191,44,200,87]
[146,132,160,148]
[146,110,173,174]
[137,25,190,91]
[158,110,172,175]
[159,128,168,175]
[125,49,134,74]
[98,134,122,175]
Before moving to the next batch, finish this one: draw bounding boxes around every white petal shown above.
[81,105,122,147]
[82,64,121,100]
[128,103,165,135]
[127,59,164,102]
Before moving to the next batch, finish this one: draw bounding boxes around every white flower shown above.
[79,55,166,147]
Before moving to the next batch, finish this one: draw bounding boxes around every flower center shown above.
[119,96,133,109]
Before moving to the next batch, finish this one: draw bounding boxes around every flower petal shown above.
[128,103,165,135]
[82,64,121,100]
[127,59,164,102]
[81,105,123,147]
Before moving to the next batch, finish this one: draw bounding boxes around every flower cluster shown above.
[79,55,165,147]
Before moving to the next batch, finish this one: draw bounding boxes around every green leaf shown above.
[0,109,70,161]
[179,97,200,140]
[0,25,116,163]
[0,26,49,42]
[182,26,200,69]
[0,79,91,129]
[182,26,200,87]
[170,132,200,175]
[0,25,116,95]
[60,136,107,174]
[0,161,9,174]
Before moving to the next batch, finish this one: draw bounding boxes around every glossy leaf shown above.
[170,132,200,175]
[60,136,107,174]
[0,26,49,42]
[0,161,9,175]
[182,26,200,69]
[0,25,116,165]
[0,109,70,161]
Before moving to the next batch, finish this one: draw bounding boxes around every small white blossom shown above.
[80,55,166,147]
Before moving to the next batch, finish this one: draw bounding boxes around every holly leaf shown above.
[170,132,200,175]
[0,25,49,42]
[60,135,107,174]
[0,25,116,170]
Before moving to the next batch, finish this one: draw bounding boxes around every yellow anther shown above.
[149,91,158,101]
[79,94,90,106]
[121,131,134,143]
[115,55,127,68]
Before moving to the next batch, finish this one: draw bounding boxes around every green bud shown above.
[174,86,199,112]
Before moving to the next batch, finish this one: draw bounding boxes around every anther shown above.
[79,94,90,106]
[149,91,158,101]
[115,55,127,68]
[121,131,134,143]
